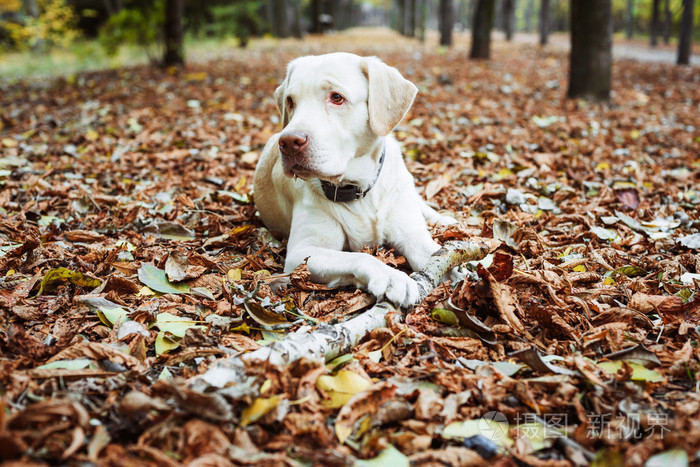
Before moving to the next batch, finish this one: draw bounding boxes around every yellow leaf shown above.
[240,396,280,426]
[316,370,371,409]
[231,322,250,334]
[5,269,15,277]
[629,129,640,139]
[137,286,156,296]
[260,379,272,394]
[597,361,663,382]
[184,71,208,81]
[86,129,99,141]
[2,138,18,147]
[235,176,247,191]
[603,277,615,286]
[227,268,242,281]
[595,162,610,172]
[573,265,586,272]
[155,330,181,355]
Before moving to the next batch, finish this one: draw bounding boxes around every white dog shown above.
[253,52,454,307]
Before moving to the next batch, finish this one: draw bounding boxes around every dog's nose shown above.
[278,132,309,156]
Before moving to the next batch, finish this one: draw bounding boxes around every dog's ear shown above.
[362,57,418,136]
[275,60,299,128]
[274,80,288,128]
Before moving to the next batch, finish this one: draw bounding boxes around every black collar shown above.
[319,147,386,203]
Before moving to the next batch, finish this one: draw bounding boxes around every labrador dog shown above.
[254,52,454,307]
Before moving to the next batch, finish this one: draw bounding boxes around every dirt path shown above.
[498,31,700,66]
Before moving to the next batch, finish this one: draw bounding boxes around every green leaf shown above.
[430,308,459,326]
[644,449,688,467]
[190,286,215,300]
[37,267,101,296]
[316,370,372,409]
[37,358,94,370]
[354,445,409,467]
[138,263,190,294]
[597,361,663,382]
[155,330,181,355]
[327,353,354,372]
[590,226,620,242]
[77,296,129,328]
[615,265,646,278]
[442,418,514,449]
[153,312,202,338]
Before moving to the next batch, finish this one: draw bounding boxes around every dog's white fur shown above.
[254,52,454,306]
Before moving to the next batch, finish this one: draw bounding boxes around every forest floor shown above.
[1,28,699,466]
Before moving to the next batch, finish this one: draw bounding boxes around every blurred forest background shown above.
[0,0,697,78]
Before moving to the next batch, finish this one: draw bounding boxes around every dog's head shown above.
[273,53,417,181]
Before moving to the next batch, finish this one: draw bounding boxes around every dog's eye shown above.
[286,96,294,110]
[329,92,345,105]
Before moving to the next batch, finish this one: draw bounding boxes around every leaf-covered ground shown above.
[1,29,699,466]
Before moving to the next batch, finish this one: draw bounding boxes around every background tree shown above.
[501,0,514,40]
[310,0,322,33]
[663,0,671,43]
[22,0,38,17]
[625,0,634,38]
[406,0,415,36]
[568,0,612,101]
[650,0,660,46]
[270,0,288,38]
[439,0,452,45]
[677,0,694,64]
[539,0,549,45]
[524,0,534,32]
[163,0,183,66]
[470,0,494,59]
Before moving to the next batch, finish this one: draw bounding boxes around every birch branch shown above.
[190,240,491,392]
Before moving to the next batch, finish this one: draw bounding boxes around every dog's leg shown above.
[420,200,457,226]
[285,213,420,307]
[388,207,448,272]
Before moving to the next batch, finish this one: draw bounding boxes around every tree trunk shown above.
[567,0,612,101]
[396,0,406,35]
[291,0,302,37]
[503,0,515,40]
[625,0,634,38]
[650,0,660,46]
[470,0,495,59]
[310,0,322,33]
[272,0,288,37]
[439,0,453,46]
[525,0,534,32]
[539,0,549,45]
[163,0,184,67]
[663,0,671,44]
[417,0,427,41]
[406,0,416,37]
[677,0,695,65]
[22,0,39,17]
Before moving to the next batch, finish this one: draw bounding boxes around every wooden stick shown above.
[191,240,491,391]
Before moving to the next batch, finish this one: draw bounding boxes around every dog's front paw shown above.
[436,214,458,226]
[367,269,420,307]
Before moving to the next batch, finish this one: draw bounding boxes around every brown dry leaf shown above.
[335,382,396,443]
[46,342,146,372]
[290,263,332,291]
[64,230,106,243]
[408,446,484,466]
